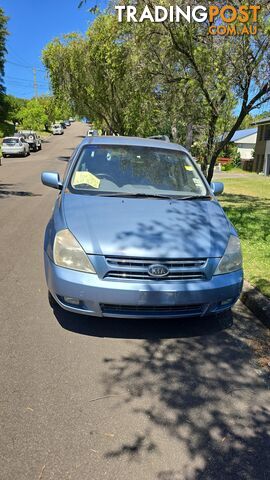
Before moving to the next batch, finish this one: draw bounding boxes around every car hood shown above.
[62,194,231,258]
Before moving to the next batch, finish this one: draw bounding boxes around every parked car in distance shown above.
[87,129,98,136]
[41,136,243,319]
[64,120,71,127]
[2,136,30,157]
[14,132,26,140]
[60,121,66,130]
[17,131,42,151]
[69,117,74,122]
[52,124,64,135]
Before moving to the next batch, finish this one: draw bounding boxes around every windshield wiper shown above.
[96,193,212,200]
[97,192,175,199]
[176,195,212,200]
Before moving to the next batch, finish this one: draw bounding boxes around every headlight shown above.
[53,229,95,273]
[214,235,242,275]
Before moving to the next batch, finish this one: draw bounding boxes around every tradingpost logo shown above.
[115,4,261,36]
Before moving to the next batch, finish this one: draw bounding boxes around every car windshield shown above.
[69,145,208,197]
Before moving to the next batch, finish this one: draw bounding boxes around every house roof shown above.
[252,117,270,126]
[230,128,257,141]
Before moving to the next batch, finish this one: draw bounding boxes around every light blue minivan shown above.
[42,136,243,319]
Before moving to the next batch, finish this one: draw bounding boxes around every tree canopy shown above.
[43,0,270,180]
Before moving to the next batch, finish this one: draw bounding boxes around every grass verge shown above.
[218,176,270,298]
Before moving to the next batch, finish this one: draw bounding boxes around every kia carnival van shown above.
[41,136,243,318]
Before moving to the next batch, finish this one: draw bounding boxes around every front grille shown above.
[106,271,204,280]
[100,303,203,317]
[105,257,207,281]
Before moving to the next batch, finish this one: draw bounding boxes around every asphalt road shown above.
[0,123,269,480]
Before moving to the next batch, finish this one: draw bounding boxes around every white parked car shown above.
[2,136,30,157]
[87,129,98,137]
[52,124,64,135]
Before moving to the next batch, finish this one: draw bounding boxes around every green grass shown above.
[218,176,270,298]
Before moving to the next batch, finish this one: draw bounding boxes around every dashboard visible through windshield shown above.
[69,145,208,197]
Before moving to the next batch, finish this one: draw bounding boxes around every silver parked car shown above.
[52,124,64,135]
[2,136,30,157]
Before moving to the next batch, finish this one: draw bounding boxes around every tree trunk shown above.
[185,122,193,150]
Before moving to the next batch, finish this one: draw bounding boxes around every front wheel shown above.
[39,143,42,150]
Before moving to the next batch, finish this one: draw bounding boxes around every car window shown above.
[69,145,208,197]
[3,138,19,144]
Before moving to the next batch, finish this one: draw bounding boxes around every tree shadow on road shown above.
[100,305,270,479]
[52,300,270,478]
[56,156,70,162]
[0,183,42,198]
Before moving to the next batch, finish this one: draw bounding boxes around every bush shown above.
[232,151,242,168]
[222,162,234,171]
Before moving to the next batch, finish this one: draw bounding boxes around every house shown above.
[252,117,270,175]
[230,128,257,161]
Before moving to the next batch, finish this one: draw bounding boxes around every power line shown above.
[5,75,48,85]
[6,60,46,72]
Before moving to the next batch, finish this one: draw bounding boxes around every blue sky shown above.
[2,0,106,99]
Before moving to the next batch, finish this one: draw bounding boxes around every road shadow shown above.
[0,183,42,199]
[57,156,70,162]
[99,305,270,479]
[53,303,232,339]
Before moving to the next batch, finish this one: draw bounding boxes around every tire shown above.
[24,149,27,157]
[39,143,42,150]
[2,154,6,158]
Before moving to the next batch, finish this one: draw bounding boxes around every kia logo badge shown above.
[148,264,169,278]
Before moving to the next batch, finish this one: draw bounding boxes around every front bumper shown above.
[44,253,243,318]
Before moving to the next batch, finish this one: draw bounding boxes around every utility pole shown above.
[33,67,38,98]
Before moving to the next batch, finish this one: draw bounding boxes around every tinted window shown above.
[3,138,19,144]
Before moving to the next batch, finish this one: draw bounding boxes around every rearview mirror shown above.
[211,182,224,196]
[41,171,62,190]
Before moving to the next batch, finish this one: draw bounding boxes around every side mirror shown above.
[41,171,62,190]
[211,182,224,196]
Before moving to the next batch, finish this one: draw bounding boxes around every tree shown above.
[47,1,270,181]
[36,95,72,129]
[124,0,270,180]
[18,99,48,131]
[5,95,27,126]
[43,16,166,135]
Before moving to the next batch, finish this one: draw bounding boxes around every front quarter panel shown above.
[44,194,67,261]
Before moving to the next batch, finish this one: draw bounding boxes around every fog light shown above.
[63,296,80,306]
[221,298,233,306]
